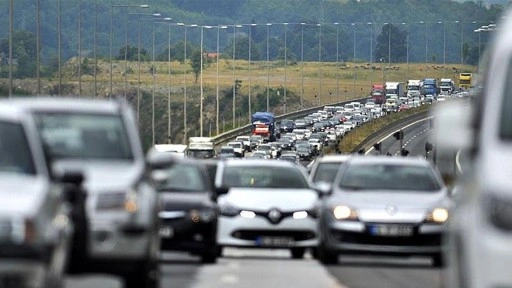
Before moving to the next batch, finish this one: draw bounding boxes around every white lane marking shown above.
[220,274,239,284]
[366,117,432,154]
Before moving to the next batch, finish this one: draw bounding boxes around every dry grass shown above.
[78,58,475,105]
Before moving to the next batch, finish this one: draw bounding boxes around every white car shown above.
[236,135,252,152]
[227,141,245,158]
[435,10,512,288]
[214,160,320,258]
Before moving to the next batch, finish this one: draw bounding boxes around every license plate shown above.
[369,224,413,237]
[159,226,174,238]
[256,236,295,247]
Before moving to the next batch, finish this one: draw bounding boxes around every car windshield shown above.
[258,145,271,151]
[220,148,234,154]
[222,165,308,189]
[338,164,441,191]
[33,112,133,160]
[156,163,207,192]
[188,150,215,158]
[312,162,342,184]
[0,121,36,175]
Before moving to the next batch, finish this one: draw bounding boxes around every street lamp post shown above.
[36,0,41,95]
[249,23,257,121]
[457,20,463,65]
[402,22,409,79]
[94,0,98,98]
[200,25,212,137]
[300,23,305,109]
[318,23,322,106]
[284,22,288,114]
[78,0,82,97]
[335,22,339,102]
[421,21,428,78]
[232,24,242,127]
[110,4,149,99]
[266,23,271,111]
[352,23,356,98]
[216,25,227,135]
[8,0,13,97]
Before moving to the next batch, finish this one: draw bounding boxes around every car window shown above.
[312,162,342,184]
[338,164,441,191]
[33,112,133,160]
[500,57,512,139]
[222,165,309,189]
[0,121,36,175]
[156,163,207,192]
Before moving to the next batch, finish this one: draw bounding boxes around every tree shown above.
[0,30,38,78]
[374,24,407,63]
[190,49,203,83]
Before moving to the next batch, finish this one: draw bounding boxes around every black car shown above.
[153,158,219,263]
[280,119,295,133]
[296,146,313,161]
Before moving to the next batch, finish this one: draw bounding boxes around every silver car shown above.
[317,156,450,266]
[0,104,79,288]
[5,98,161,288]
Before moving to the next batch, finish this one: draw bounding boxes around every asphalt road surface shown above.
[65,117,453,288]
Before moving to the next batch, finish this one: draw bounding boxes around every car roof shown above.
[316,154,351,163]
[345,155,431,167]
[222,159,295,168]
[1,97,123,114]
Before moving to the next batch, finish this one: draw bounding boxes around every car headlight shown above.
[219,205,240,217]
[333,205,358,220]
[189,208,217,223]
[486,195,512,231]
[425,208,449,224]
[96,189,138,213]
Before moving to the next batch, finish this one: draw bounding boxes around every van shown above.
[433,10,508,288]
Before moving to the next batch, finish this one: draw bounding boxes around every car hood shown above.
[0,174,48,217]
[53,159,143,193]
[218,188,318,211]
[159,191,214,212]
[327,190,449,223]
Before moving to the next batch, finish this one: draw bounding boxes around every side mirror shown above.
[214,186,230,196]
[150,170,168,184]
[54,169,86,205]
[146,148,180,170]
[314,182,332,196]
[58,170,85,186]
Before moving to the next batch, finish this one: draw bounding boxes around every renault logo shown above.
[268,209,282,224]
[385,205,397,216]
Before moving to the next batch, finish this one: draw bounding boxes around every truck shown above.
[439,78,455,95]
[406,80,422,98]
[187,137,216,159]
[371,84,385,104]
[458,73,472,89]
[251,112,277,142]
[385,82,406,99]
[421,78,438,97]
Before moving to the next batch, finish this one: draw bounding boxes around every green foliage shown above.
[117,45,149,61]
[190,48,202,83]
[374,24,407,64]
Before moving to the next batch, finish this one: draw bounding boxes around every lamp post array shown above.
[216,25,228,135]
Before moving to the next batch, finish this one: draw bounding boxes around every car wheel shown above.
[317,244,338,265]
[124,259,159,288]
[216,246,224,257]
[432,254,444,268]
[201,246,219,264]
[291,248,306,259]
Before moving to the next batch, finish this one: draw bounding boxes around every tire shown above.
[216,246,224,257]
[201,246,218,264]
[124,259,159,288]
[432,254,444,268]
[317,244,338,265]
[291,248,306,259]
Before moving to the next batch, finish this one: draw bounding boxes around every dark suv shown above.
[280,119,295,133]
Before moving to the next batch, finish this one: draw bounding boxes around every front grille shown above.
[232,229,316,241]
[330,229,441,247]
[96,193,125,210]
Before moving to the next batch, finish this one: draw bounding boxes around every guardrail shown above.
[211,97,368,147]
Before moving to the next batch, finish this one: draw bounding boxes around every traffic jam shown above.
[0,78,468,288]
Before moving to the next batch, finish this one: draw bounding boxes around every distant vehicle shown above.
[280,119,295,133]
[421,78,438,97]
[407,80,422,98]
[154,144,188,158]
[385,82,406,99]
[8,98,161,288]
[227,141,245,158]
[219,146,236,159]
[251,112,277,142]
[458,72,472,89]
[236,135,252,152]
[188,137,216,159]
[439,78,455,95]
[0,104,83,288]
[371,84,386,104]
[251,151,270,159]
[214,160,320,259]
[309,155,351,185]
[150,157,219,263]
[317,156,449,266]
[279,153,300,165]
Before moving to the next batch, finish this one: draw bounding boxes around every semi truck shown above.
[385,82,406,99]
[371,84,385,104]
[421,78,438,97]
[406,80,422,98]
[251,112,277,142]
[187,137,216,159]
[439,78,455,95]
[458,73,472,89]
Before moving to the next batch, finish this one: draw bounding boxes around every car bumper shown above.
[217,216,318,248]
[88,219,152,260]
[159,217,217,254]
[324,220,443,255]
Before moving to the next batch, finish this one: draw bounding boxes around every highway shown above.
[64,114,453,288]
